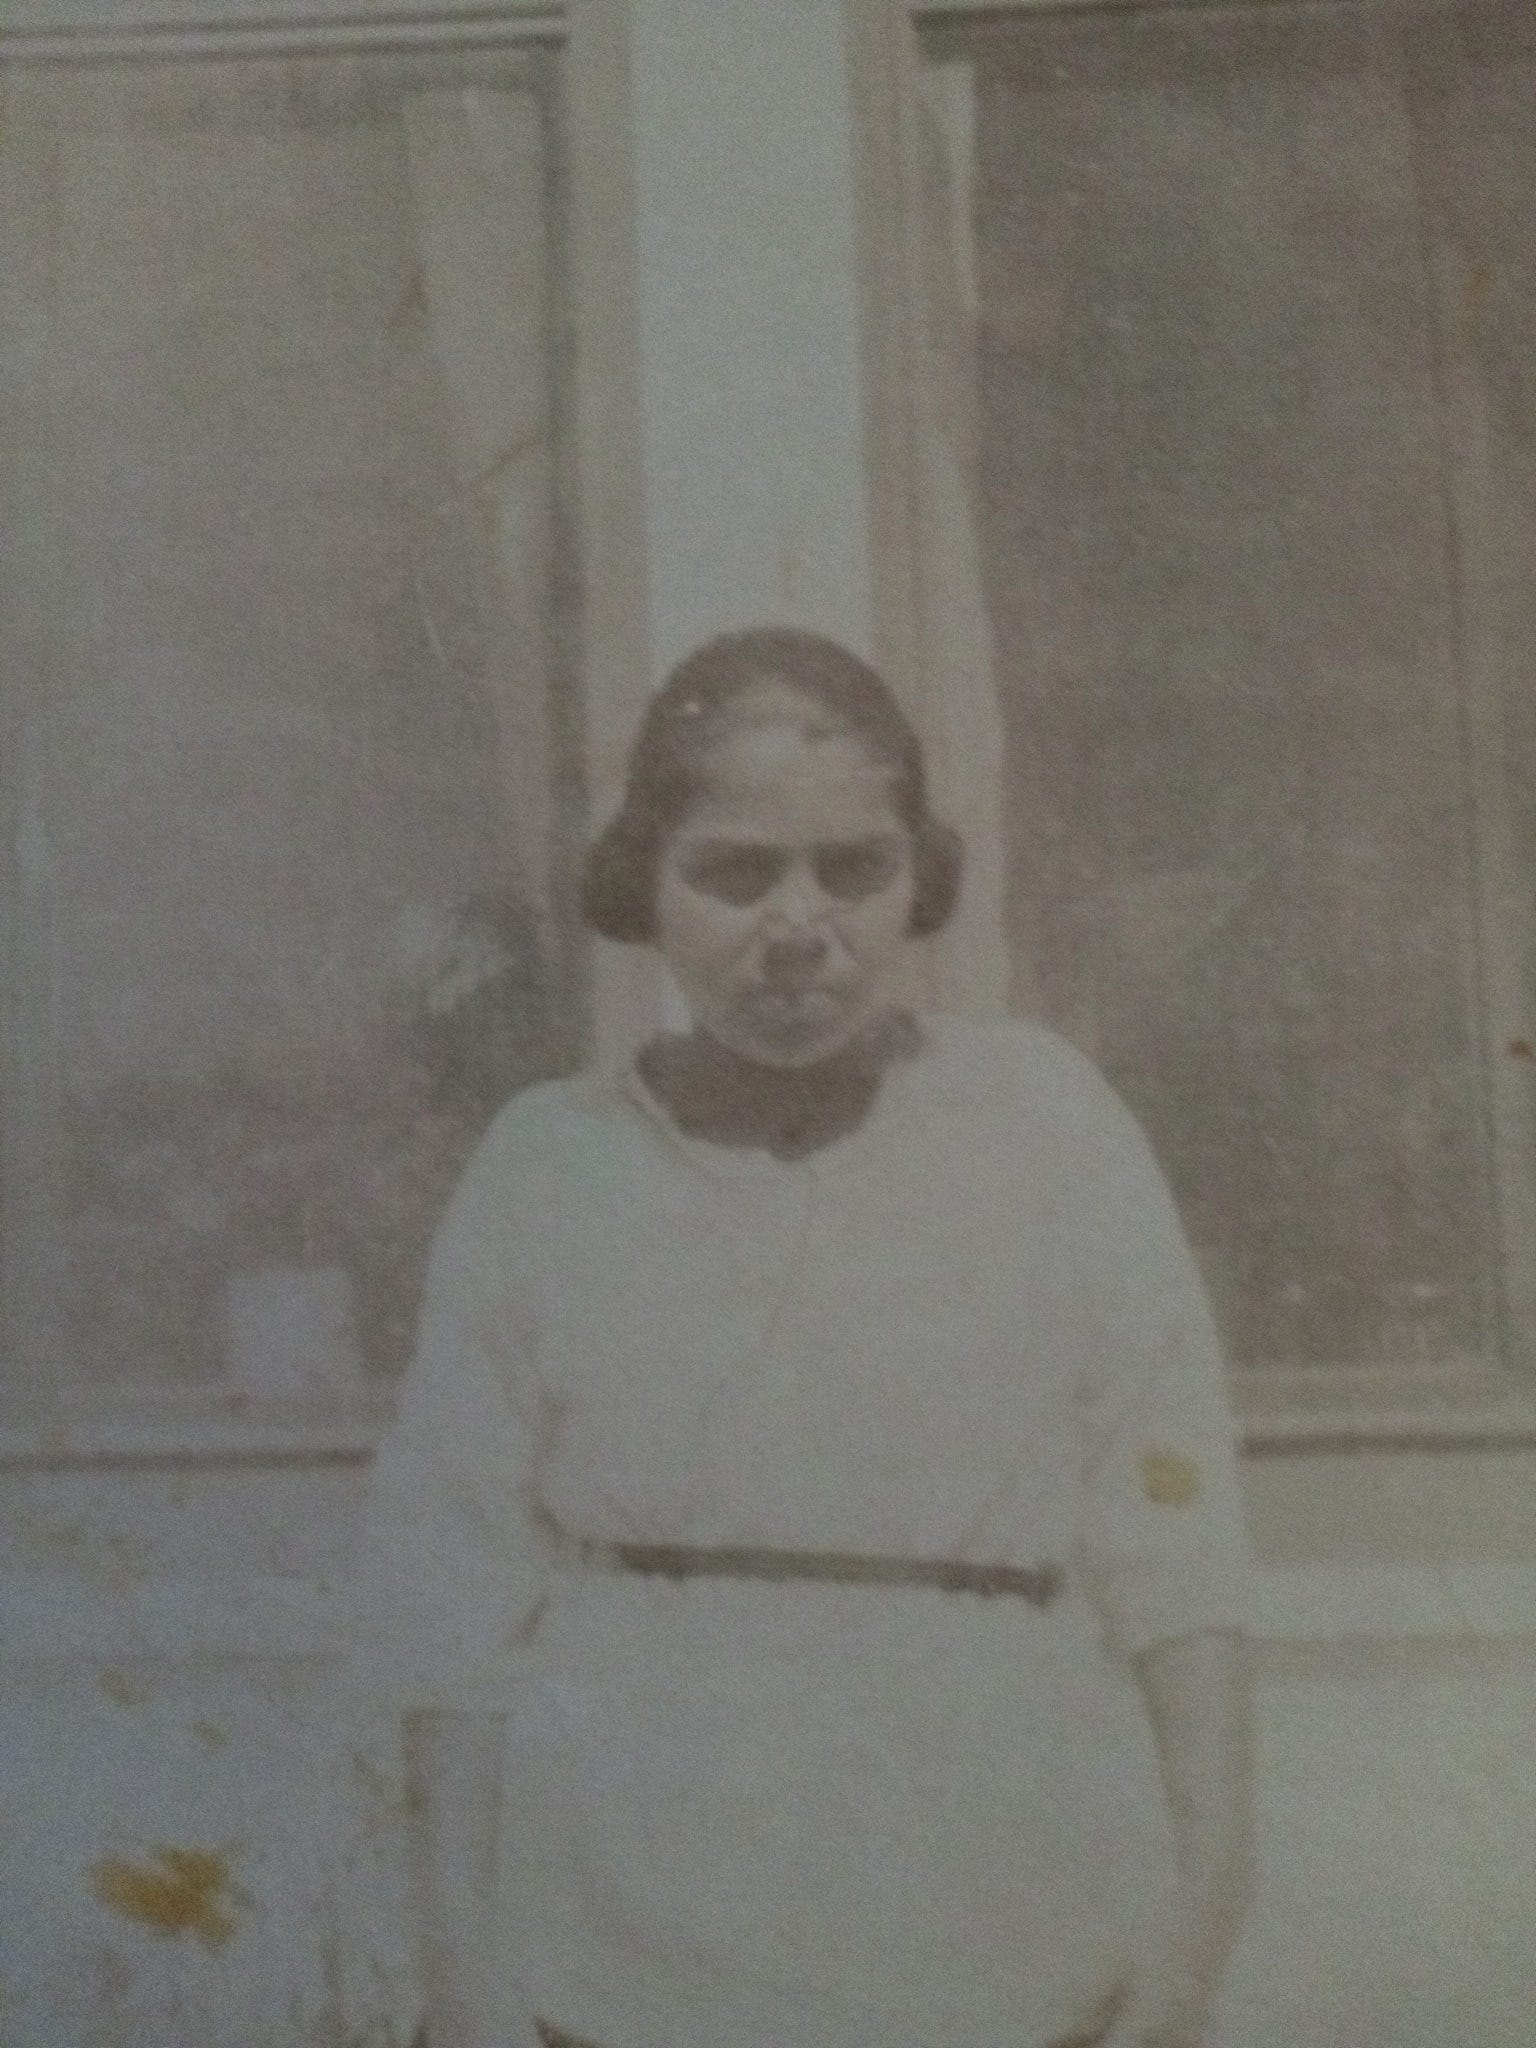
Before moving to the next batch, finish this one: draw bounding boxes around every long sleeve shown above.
[1062,1060,1251,1663]
[351,1128,551,1717]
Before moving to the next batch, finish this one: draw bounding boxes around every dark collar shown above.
[636,1010,922,1162]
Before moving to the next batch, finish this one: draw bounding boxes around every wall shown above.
[2,1460,1534,2046]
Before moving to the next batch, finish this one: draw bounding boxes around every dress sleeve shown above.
[1060,1057,1252,1663]
[350,1127,551,1717]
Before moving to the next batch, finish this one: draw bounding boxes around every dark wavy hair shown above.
[582,627,963,945]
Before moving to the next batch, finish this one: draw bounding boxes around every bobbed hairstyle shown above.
[582,626,964,945]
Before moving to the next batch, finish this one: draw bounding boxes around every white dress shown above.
[354,1017,1250,2048]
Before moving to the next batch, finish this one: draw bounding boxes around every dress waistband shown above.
[571,1538,1063,1608]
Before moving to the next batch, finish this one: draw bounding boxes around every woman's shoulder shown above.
[919,1012,1114,1108]
[461,1068,627,1184]
[916,1013,1153,1164]
[430,1069,643,1265]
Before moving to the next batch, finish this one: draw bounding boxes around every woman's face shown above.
[653,700,917,1068]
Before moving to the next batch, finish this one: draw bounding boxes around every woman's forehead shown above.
[680,719,902,840]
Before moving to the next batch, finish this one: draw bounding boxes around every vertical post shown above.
[1,72,70,1416]
[567,0,1010,1061]
[566,0,658,1062]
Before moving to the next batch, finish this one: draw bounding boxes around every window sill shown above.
[0,1393,392,1472]
[8,1374,1536,1472]
[1240,1368,1536,1456]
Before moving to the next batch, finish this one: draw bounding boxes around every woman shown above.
[356,628,1255,2048]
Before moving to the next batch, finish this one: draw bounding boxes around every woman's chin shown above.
[717,1001,862,1070]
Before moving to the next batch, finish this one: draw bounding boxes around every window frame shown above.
[0,0,621,1469]
[878,0,1536,1450]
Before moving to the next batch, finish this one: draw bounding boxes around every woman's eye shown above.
[814,839,903,902]
[679,845,787,905]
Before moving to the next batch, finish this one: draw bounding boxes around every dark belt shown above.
[573,1538,1063,1609]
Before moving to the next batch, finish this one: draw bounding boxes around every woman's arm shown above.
[407,1708,516,2048]
[1121,1627,1256,2048]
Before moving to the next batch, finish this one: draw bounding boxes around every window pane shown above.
[0,49,583,1400]
[929,2,1535,1373]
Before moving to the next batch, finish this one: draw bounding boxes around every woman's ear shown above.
[908,819,965,938]
[580,812,656,945]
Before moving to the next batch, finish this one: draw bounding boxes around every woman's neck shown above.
[637,1010,921,1162]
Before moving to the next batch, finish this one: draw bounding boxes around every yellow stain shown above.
[190,1718,231,1752]
[1139,1446,1202,1509]
[89,1846,239,1947]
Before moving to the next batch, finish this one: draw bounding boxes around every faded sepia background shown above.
[2,1,1533,2043]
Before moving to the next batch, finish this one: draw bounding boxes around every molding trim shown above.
[7,1398,1536,1471]
[1246,1417,1536,1457]
[912,0,1361,17]
[0,4,564,63]
[1239,1365,1536,1454]
[0,1397,392,1472]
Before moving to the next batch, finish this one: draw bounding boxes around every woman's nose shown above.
[765,856,828,926]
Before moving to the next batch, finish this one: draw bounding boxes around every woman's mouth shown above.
[752,979,839,1009]
[741,983,846,1033]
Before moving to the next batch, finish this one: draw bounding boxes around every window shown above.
[0,23,584,1435]
[7,0,1532,1453]
[913,0,1536,1428]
